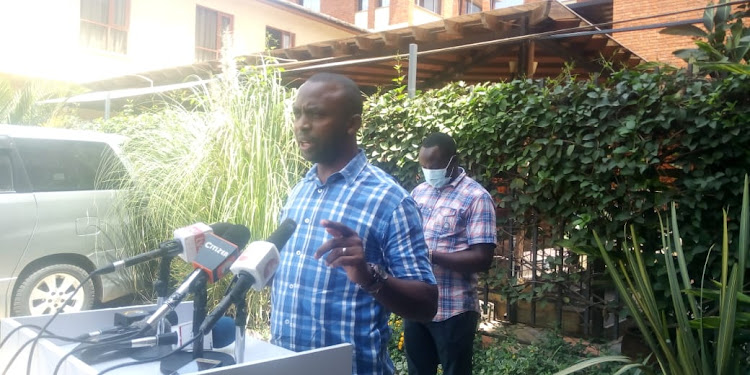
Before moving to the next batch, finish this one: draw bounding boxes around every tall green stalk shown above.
[555,176,750,375]
[116,57,304,335]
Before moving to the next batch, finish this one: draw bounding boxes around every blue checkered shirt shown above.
[412,170,497,322]
[271,150,435,375]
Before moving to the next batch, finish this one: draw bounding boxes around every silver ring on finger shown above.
[342,247,347,254]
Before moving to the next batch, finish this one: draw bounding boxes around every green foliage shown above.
[362,67,750,308]
[82,62,305,335]
[0,78,81,126]
[474,333,625,375]
[661,1,750,68]
[388,313,623,375]
[556,177,750,375]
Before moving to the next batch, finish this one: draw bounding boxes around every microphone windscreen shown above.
[267,218,297,251]
[211,316,236,349]
[221,224,251,249]
[210,222,233,237]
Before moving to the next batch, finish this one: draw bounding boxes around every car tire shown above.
[11,264,95,316]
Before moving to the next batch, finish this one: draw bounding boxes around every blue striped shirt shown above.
[271,150,435,375]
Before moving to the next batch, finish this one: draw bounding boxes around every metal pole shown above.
[104,92,111,120]
[531,213,538,327]
[408,43,417,98]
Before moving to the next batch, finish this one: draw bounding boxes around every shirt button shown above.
[317,188,323,193]
[289,284,295,289]
[304,218,310,224]
[284,319,290,325]
[296,251,301,256]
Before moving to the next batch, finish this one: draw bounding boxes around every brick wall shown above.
[613,0,705,65]
[319,0,357,23]
[390,0,412,25]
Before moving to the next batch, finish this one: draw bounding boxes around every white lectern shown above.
[0,302,352,375]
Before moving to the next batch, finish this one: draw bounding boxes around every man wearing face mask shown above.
[405,132,497,375]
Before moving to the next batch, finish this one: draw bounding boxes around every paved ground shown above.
[478,319,622,355]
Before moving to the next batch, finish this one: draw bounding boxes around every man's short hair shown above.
[422,132,457,156]
[306,73,363,115]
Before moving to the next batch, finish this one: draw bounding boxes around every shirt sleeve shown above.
[381,196,436,285]
[466,190,497,246]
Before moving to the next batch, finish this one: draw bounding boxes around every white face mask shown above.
[421,155,455,189]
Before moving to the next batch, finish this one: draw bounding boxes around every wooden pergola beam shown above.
[355,36,377,51]
[443,19,463,36]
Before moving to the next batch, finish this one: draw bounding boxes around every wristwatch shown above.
[362,263,389,295]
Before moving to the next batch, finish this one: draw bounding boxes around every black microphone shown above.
[199,219,296,334]
[139,225,251,334]
[94,222,225,275]
[114,332,178,349]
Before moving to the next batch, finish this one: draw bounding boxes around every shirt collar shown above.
[304,149,368,186]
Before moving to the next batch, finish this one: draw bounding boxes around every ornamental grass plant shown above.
[91,57,305,335]
[556,176,750,374]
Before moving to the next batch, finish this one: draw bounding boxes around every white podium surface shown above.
[0,302,352,375]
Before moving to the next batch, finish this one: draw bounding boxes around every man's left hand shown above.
[314,220,372,286]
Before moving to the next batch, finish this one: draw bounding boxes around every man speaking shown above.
[270,73,437,375]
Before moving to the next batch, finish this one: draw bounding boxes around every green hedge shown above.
[361,68,750,302]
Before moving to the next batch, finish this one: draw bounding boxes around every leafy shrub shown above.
[387,314,621,374]
[362,68,750,308]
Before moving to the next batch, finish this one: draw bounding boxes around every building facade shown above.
[0,0,362,84]
[287,0,706,65]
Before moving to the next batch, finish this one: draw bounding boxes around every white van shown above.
[0,124,133,317]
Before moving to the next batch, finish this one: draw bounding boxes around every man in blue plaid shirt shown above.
[270,73,438,375]
[405,132,497,375]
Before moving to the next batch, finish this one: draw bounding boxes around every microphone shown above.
[199,219,296,334]
[210,316,235,349]
[93,222,215,275]
[140,224,251,333]
[116,332,179,349]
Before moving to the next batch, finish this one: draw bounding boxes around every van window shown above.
[0,151,12,192]
[14,138,128,192]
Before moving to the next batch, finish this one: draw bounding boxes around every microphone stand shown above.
[155,253,176,334]
[234,294,247,363]
[159,271,235,374]
[191,272,208,358]
[130,252,177,361]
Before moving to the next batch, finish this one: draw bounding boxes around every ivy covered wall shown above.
[360,69,750,301]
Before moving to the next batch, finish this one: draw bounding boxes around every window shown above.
[80,0,129,54]
[266,27,294,50]
[195,6,234,62]
[378,0,390,6]
[14,139,128,192]
[415,0,440,14]
[462,0,482,14]
[493,0,524,9]
[358,0,368,11]
[0,151,12,192]
[298,0,321,12]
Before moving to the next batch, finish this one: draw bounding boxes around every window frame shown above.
[265,26,295,50]
[358,0,369,11]
[377,0,390,7]
[79,0,130,54]
[195,5,234,62]
[298,0,321,12]
[415,0,441,14]
[461,0,482,14]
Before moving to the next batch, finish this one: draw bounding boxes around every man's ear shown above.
[347,114,362,136]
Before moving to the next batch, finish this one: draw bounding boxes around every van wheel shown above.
[11,264,95,316]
